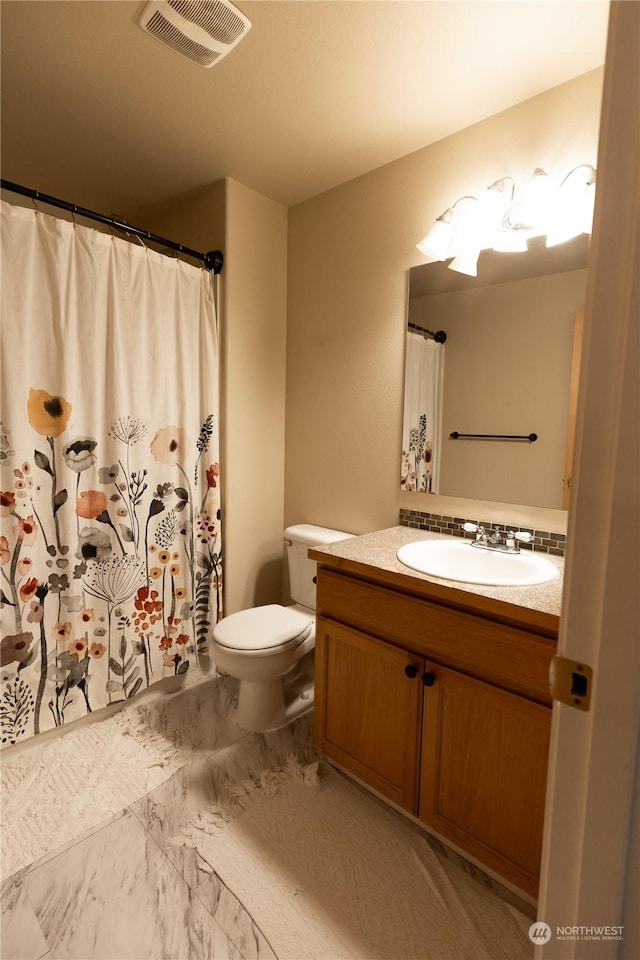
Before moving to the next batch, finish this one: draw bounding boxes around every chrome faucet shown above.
[462,522,532,554]
[486,527,503,546]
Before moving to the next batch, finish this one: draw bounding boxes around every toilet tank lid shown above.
[284,524,352,546]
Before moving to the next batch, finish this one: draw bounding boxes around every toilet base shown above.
[235,651,315,733]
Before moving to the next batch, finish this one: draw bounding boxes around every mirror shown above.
[401,234,589,509]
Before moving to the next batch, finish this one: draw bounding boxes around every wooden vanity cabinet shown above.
[419,662,550,895]
[314,617,423,811]
[313,565,557,898]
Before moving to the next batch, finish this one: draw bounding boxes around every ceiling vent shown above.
[139,0,251,68]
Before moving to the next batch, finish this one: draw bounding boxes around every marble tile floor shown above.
[1,715,313,960]
[1,705,534,960]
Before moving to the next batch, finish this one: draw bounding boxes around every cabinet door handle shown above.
[404,663,419,679]
[421,671,436,687]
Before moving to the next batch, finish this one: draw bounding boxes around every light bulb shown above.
[546,165,596,247]
[448,249,480,277]
[506,168,553,235]
[493,228,529,253]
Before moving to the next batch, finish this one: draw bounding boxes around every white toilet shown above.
[212,524,351,732]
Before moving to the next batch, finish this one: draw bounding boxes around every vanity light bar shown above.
[416,164,596,276]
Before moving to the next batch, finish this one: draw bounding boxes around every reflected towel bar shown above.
[449,432,538,442]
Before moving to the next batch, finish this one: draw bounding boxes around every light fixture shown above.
[416,196,476,261]
[416,208,454,260]
[546,164,596,247]
[503,168,553,234]
[477,178,514,243]
[447,196,484,276]
[416,163,596,277]
[450,178,515,269]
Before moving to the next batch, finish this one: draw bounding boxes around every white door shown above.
[536,3,639,958]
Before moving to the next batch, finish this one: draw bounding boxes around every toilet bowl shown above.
[211,524,351,732]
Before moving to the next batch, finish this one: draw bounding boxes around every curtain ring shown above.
[111,217,147,248]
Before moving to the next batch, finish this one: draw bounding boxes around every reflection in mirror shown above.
[401,235,589,509]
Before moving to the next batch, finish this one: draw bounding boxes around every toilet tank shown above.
[284,524,352,610]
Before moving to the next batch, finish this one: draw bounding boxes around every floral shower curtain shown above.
[0,201,222,746]
[401,331,444,493]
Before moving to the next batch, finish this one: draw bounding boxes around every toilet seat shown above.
[213,603,312,653]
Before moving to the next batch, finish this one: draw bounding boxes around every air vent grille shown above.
[167,0,246,44]
[146,10,221,66]
[139,0,251,68]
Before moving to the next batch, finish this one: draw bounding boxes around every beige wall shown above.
[286,69,604,536]
[144,178,288,614]
[144,69,604,612]
[223,179,288,612]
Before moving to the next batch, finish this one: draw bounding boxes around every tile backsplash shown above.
[398,508,566,557]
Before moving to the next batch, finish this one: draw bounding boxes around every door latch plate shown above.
[550,656,593,711]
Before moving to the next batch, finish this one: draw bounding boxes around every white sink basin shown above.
[396,538,559,586]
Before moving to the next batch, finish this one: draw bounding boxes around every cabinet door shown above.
[419,664,550,897]
[314,616,423,812]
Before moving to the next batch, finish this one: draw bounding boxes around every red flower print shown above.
[206,464,219,489]
[135,586,150,608]
[52,621,72,641]
[196,512,217,545]
[0,491,15,517]
[17,557,33,576]
[68,638,88,659]
[133,586,163,639]
[159,636,173,651]
[14,515,38,546]
[89,642,106,660]
[176,633,189,646]
[19,578,39,602]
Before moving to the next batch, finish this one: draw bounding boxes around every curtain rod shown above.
[0,179,224,274]
[407,321,447,343]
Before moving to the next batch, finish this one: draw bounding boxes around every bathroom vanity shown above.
[309,526,562,899]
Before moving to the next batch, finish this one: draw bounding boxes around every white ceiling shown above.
[0,1,609,218]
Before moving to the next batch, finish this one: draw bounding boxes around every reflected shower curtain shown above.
[401,332,444,493]
[0,202,222,745]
